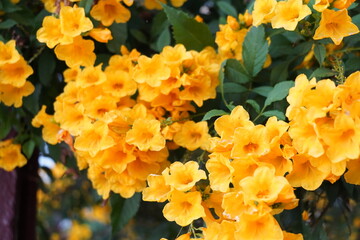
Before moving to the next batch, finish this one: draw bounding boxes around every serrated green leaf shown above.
[252,86,273,97]
[224,59,250,84]
[111,193,141,236]
[242,25,269,77]
[162,4,215,51]
[216,1,237,17]
[107,23,127,53]
[314,44,326,65]
[222,82,247,93]
[151,11,169,38]
[38,49,55,86]
[0,19,16,29]
[202,109,228,121]
[246,99,260,113]
[270,61,290,85]
[262,110,286,120]
[309,67,337,79]
[22,140,36,159]
[264,81,294,108]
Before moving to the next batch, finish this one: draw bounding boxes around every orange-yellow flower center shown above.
[243,142,259,153]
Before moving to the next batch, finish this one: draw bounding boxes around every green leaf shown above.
[216,1,237,17]
[0,0,21,13]
[38,49,55,86]
[22,140,36,159]
[270,61,290,85]
[264,81,294,108]
[314,43,326,65]
[222,82,247,93]
[0,106,12,139]
[0,19,16,29]
[224,59,250,84]
[246,99,260,113]
[151,11,169,38]
[242,25,269,77]
[309,67,337,79]
[162,3,215,51]
[78,0,94,14]
[154,27,171,52]
[202,109,228,121]
[262,110,286,120]
[252,86,273,97]
[111,193,141,236]
[107,23,128,53]
[23,83,40,115]
[130,29,148,44]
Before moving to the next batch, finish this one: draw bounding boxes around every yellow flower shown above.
[313,0,331,12]
[313,9,359,45]
[163,190,205,226]
[68,221,92,240]
[0,40,20,64]
[332,0,356,9]
[90,0,131,26]
[170,0,188,7]
[143,174,171,202]
[74,121,116,157]
[203,220,237,240]
[76,64,106,88]
[239,166,292,205]
[125,118,166,151]
[32,105,62,145]
[0,81,34,108]
[231,125,270,159]
[60,6,93,37]
[271,0,311,31]
[36,16,73,48]
[283,231,304,240]
[252,0,277,26]
[344,159,360,185]
[162,161,206,192]
[286,154,329,190]
[143,0,166,10]
[54,36,96,68]
[133,54,171,87]
[0,139,27,171]
[103,69,137,98]
[0,57,33,87]
[173,121,210,151]
[214,105,254,140]
[88,28,113,43]
[206,153,234,192]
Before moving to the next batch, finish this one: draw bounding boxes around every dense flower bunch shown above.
[252,0,359,44]
[32,42,220,198]
[0,40,34,108]
[286,72,360,189]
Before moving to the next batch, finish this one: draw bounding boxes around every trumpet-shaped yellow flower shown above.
[206,153,234,192]
[214,105,254,140]
[163,190,205,226]
[0,40,20,64]
[313,0,331,12]
[60,6,93,37]
[90,0,131,26]
[74,121,116,157]
[142,174,171,202]
[133,54,171,87]
[231,125,270,159]
[252,0,277,26]
[271,0,311,31]
[54,36,96,68]
[313,9,359,45]
[0,139,27,171]
[88,28,113,43]
[0,57,33,87]
[333,0,356,9]
[125,118,165,151]
[173,121,210,151]
[76,64,106,88]
[163,161,206,192]
[0,81,34,108]
[36,16,73,48]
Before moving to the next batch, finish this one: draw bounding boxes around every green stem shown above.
[28,45,46,64]
[253,105,266,123]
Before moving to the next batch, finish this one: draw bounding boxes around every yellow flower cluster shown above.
[0,40,34,108]
[90,0,133,26]
[286,72,360,189]
[33,44,220,199]
[252,0,359,45]
[0,139,27,171]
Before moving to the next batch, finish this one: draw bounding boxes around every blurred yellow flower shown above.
[0,139,27,171]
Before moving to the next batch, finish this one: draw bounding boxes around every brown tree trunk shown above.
[0,149,39,240]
